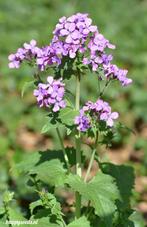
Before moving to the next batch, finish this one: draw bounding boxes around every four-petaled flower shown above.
[34,76,66,112]
[75,99,119,132]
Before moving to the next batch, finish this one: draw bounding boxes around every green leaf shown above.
[0,220,9,227]
[41,117,61,134]
[30,200,43,215]
[3,191,14,203]
[21,80,35,97]
[0,207,5,215]
[39,192,63,220]
[100,163,135,207]
[129,211,145,227]
[41,121,56,134]
[64,96,74,108]
[68,216,90,227]
[12,150,65,175]
[31,217,60,227]
[30,193,64,226]
[59,107,79,126]
[8,208,29,227]
[0,136,10,156]
[66,172,120,226]
[30,159,67,186]
[11,152,41,174]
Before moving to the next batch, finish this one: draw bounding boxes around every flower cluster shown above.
[82,32,115,72]
[8,40,61,72]
[8,13,132,87]
[51,13,132,86]
[75,109,91,132]
[34,76,66,112]
[103,64,132,86]
[51,13,97,58]
[8,40,40,69]
[36,45,61,71]
[75,99,119,132]
[51,13,115,63]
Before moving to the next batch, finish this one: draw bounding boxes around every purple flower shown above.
[36,46,61,71]
[103,64,132,86]
[34,76,66,112]
[8,40,40,69]
[101,54,113,65]
[23,40,39,55]
[8,48,27,69]
[100,111,119,127]
[75,99,119,132]
[88,32,115,54]
[75,110,91,132]
[51,13,98,59]
[8,13,132,87]
[82,31,115,71]
[8,54,21,68]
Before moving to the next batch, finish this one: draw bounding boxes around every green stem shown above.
[56,127,70,171]
[75,72,82,219]
[97,77,101,96]
[84,131,98,182]
[99,80,111,98]
[84,148,96,182]
[75,72,80,110]
[31,175,40,192]
[3,201,11,227]
[33,67,41,82]
[86,206,93,219]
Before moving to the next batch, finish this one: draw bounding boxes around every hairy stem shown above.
[75,72,82,219]
[56,127,70,171]
[84,131,98,182]
[84,148,96,182]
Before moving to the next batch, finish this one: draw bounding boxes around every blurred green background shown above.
[0,0,147,223]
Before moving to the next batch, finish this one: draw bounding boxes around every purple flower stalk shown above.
[34,76,66,112]
[75,99,119,132]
